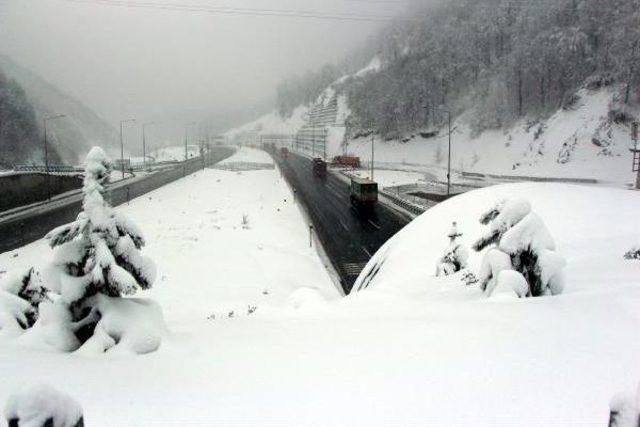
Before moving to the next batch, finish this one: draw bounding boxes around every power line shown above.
[63,0,420,22]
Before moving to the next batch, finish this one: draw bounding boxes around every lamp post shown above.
[43,114,66,201]
[370,132,375,181]
[120,118,136,179]
[433,107,452,197]
[184,122,197,161]
[142,121,155,170]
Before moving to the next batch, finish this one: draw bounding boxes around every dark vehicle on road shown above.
[349,176,378,212]
[312,157,327,178]
[280,147,289,158]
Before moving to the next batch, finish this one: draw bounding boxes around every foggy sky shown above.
[0,0,404,134]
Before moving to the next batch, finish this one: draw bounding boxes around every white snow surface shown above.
[150,145,200,162]
[1,160,639,425]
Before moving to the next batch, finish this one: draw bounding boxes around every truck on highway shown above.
[333,155,361,168]
[280,147,289,159]
[312,158,327,178]
[350,177,378,211]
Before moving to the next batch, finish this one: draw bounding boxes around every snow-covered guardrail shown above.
[213,162,275,171]
[379,189,426,217]
[14,165,84,173]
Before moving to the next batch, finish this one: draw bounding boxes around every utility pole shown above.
[312,126,316,157]
[142,121,154,171]
[370,132,375,181]
[185,122,196,161]
[447,110,452,196]
[433,107,452,197]
[184,127,188,161]
[43,114,65,201]
[633,122,640,189]
[323,128,327,161]
[120,118,136,180]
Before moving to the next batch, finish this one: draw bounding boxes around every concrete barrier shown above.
[0,173,83,212]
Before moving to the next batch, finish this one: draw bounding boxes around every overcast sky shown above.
[0,0,405,132]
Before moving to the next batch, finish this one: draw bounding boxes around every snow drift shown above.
[355,182,640,297]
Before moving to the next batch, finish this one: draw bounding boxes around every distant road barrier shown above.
[212,162,274,171]
[0,147,236,254]
[14,165,83,173]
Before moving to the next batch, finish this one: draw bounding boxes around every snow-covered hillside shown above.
[0,55,118,164]
[344,87,638,185]
[225,104,309,141]
[228,59,638,186]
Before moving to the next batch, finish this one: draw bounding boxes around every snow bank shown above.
[355,182,640,296]
[5,384,83,427]
[78,295,165,355]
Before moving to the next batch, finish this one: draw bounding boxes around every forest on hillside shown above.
[0,68,60,168]
[276,0,640,139]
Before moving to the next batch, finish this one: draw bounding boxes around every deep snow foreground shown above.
[1,163,639,425]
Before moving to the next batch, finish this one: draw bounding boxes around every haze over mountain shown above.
[0,55,119,166]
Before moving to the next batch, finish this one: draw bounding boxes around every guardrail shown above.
[460,171,599,184]
[14,165,84,173]
[212,162,275,171]
[379,189,426,216]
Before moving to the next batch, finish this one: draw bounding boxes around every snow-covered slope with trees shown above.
[227,0,640,185]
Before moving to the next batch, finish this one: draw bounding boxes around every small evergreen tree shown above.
[0,268,48,333]
[436,222,468,276]
[473,198,565,297]
[45,147,156,345]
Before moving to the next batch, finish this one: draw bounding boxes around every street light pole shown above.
[43,114,65,201]
[371,132,375,181]
[446,110,451,197]
[142,122,155,170]
[185,122,196,162]
[120,118,136,179]
[432,107,452,197]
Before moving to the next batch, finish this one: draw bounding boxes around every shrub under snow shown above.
[20,146,163,354]
[5,384,84,427]
[0,268,48,336]
[608,383,640,427]
[473,198,565,297]
[435,222,468,277]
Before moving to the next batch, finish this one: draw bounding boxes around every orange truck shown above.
[332,155,361,168]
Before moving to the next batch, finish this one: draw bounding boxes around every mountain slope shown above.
[0,55,118,165]
[0,68,58,167]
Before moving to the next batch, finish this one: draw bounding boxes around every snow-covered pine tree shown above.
[473,198,565,297]
[44,147,157,347]
[436,222,468,276]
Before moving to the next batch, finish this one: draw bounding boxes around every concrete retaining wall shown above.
[0,173,83,212]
